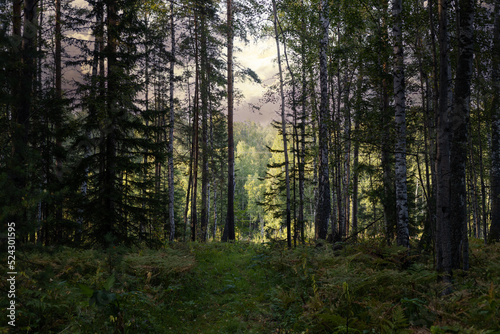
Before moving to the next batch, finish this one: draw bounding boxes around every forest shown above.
[1,0,500,332]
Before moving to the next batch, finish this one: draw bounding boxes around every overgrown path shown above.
[162,242,286,333]
[4,240,499,333]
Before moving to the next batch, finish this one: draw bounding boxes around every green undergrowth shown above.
[1,239,499,333]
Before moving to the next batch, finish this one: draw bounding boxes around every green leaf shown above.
[78,284,94,298]
[103,275,115,291]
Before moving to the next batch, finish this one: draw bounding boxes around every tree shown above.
[199,0,213,242]
[436,0,452,287]
[490,0,500,242]
[7,0,37,238]
[168,0,176,241]
[223,0,236,241]
[272,0,292,248]
[393,0,409,248]
[315,0,331,241]
[449,0,474,268]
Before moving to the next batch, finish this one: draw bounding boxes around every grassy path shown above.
[6,240,498,333]
[162,243,282,333]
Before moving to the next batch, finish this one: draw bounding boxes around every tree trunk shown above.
[378,1,396,244]
[393,0,409,248]
[478,127,487,243]
[315,0,331,240]
[450,0,474,268]
[490,0,500,242]
[9,0,35,238]
[200,5,210,242]
[168,0,176,242]
[191,14,200,242]
[223,0,235,241]
[299,1,307,243]
[352,71,363,242]
[342,76,352,239]
[104,0,119,246]
[436,0,453,289]
[141,16,150,241]
[272,0,292,248]
[54,0,64,241]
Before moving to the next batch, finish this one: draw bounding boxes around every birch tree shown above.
[393,0,409,248]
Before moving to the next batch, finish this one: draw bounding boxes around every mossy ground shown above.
[1,239,499,333]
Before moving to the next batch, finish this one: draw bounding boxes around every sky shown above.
[233,38,278,125]
[68,0,278,125]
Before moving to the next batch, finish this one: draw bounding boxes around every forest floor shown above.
[1,239,499,333]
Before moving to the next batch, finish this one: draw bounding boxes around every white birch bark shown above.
[393,0,409,248]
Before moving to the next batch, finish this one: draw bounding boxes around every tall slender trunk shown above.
[213,180,218,240]
[334,59,343,240]
[103,0,119,245]
[428,0,439,253]
[450,0,474,268]
[191,14,200,242]
[200,7,209,242]
[378,0,395,244]
[272,0,292,248]
[20,0,36,237]
[209,94,216,240]
[184,77,193,242]
[490,0,500,242]
[141,16,150,240]
[416,32,434,250]
[342,76,352,238]
[280,23,298,245]
[478,124,487,242]
[223,0,235,241]
[9,0,34,238]
[352,73,362,242]
[393,0,409,248]
[316,0,331,240]
[299,1,307,243]
[436,0,453,288]
[35,0,45,243]
[54,0,64,241]
[184,165,192,242]
[468,154,480,237]
[168,1,176,241]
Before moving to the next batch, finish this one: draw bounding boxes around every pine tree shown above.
[223,0,236,242]
[436,0,453,288]
[316,0,331,241]
[449,0,474,268]
[490,0,500,242]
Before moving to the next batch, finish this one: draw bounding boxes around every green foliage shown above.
[0,245,195,333]
[1,241,499,332]
[233,122,275,240]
